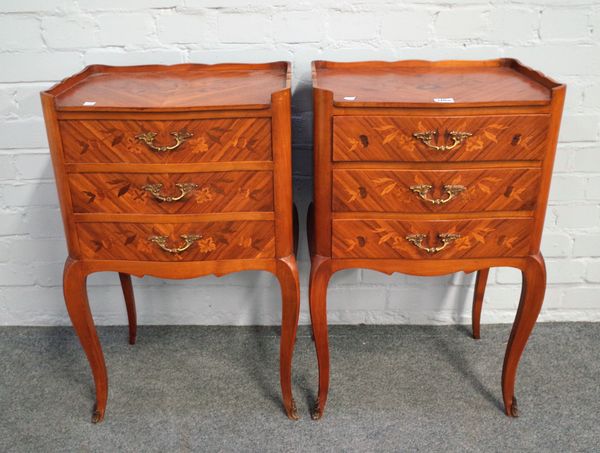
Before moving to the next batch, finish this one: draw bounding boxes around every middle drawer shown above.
[332,168,540,213]
[69,171,273,214]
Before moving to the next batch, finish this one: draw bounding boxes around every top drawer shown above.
[333,115,550,162]
[60,118,271,163]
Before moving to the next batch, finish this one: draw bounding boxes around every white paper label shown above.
[83,101,96,106]
[433,97,455,103]
[343,96,357,101]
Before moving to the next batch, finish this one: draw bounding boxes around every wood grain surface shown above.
[332,167,540,213]
[69,171,273,214]
[51,62,289,111]
[76,221,275,261]
[61,118,271,163]
[332,218,533,259]
[333,115,549,162]
[313,59,556,107]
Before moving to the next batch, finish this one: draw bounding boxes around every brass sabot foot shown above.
[91,409,104,424]
[311,402,323,420]
[509,396,519,417]
[286,398,300,421]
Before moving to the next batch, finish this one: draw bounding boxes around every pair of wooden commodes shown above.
[42,59,565,422]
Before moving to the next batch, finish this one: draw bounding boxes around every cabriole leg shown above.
[309,255,333,420]
[472,268,490,340]
[276,256,301,420]
[63,258,108,423]
[502,254,546,417]
[118,273,137,345]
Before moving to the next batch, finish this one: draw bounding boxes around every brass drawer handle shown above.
[142,183,198,202]
[148,234,201,254]
[405,233,461,254]
[409,184,466,205]
[412,130,472,151]
[135,131,193,152]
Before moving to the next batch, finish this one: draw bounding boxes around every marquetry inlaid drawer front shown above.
[333,115,549,162]
[332,168,540,213]
[332,218,533,259]
[69,171,273,214]
[60,118,271,163]
[76,221,275,261]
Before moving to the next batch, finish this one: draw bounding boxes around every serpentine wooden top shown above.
[47,62,290,112]
[312,59,560,108]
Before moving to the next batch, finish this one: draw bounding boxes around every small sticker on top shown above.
[83,101,96,106]
[433,97,455,103]
[343,96,357,101]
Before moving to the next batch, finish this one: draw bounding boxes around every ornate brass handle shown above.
[412,130,472,151]
[135,131,193,152]
[142,183,198,202]
[405,233,461,254]
[409,184,466,205]
[148,234,201,254]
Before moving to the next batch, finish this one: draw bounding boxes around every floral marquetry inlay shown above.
[333,218,533,260]
[76,221,276,262]
[333,168,540,214]
[69,171,274,215]
[197,236,217,253]
[191,136,209,154]
[61,118,272,164]
[194,186,215,204]
[333,115,550,162]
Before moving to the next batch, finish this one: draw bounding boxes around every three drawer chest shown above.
[42,62,300,422]
[309,59,565,419]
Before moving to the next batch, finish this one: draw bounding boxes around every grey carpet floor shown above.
[1,323,599,452]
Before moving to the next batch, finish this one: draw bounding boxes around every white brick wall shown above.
[0,0,599,326]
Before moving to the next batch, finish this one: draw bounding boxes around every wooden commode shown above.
[309,59,565,419]
[41,63,300,422]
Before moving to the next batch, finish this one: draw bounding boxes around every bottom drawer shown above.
[332,218,533,259]
[77,221,275,261]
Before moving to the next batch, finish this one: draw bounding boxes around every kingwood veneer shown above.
[41,62,300,422]
[309,59,565,419]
